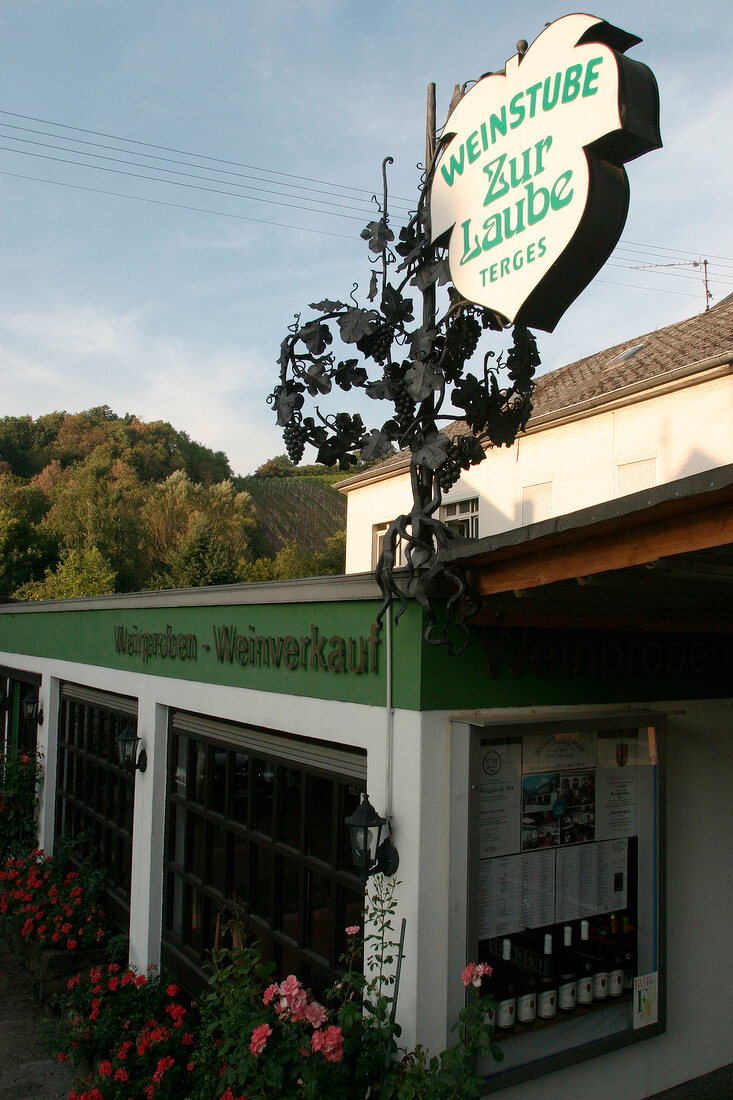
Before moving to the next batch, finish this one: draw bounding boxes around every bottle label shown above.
[486,1004,496,1027]
[594,971,609,1000]
[609,969,624,997]
[577,978,594,1004]
[517,991,536,1022]
[538,988,557,1018]
[558,979,576,1010]
[497,997,515,1028]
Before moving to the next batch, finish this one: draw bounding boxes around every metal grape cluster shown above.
[269,149,539,651]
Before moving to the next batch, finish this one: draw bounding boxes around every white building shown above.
[340,296,733,573]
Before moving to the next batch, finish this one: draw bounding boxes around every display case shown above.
[451,714,664,1090]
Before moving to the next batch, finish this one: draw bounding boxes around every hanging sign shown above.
[430,14,661,332]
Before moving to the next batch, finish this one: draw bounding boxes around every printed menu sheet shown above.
[477,729,640,940]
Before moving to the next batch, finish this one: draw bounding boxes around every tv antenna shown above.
[630,257,713,310]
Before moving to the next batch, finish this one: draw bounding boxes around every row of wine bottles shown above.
[483,913,636,1030]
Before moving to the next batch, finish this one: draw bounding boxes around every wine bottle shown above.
[591,917,610,1002]
[608,914,624,998]
[558,924,577,1013]
[576,920,594,1006]
[537,933,557,1019]
[492,938,516,1030]
[515,963,537,1025]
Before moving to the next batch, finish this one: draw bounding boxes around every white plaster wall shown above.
[343,372,733,570]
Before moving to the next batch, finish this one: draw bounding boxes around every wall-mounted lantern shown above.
[345,793,399,881]
[21,687,43,727]
[115,724,147,773]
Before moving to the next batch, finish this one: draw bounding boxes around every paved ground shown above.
[0,933,77,1100]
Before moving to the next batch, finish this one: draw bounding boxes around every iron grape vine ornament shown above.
[269,149,540,652]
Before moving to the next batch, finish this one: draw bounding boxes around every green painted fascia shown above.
[0,599,423,711]
[419,621,733,710]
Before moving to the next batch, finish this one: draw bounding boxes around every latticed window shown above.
[55,684,137,930]
[162,711,366,996]
[440,496,479,539]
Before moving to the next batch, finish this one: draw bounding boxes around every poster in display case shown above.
[463,715,664,1090]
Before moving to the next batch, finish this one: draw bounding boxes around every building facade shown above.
[340,298,733,574]
[1,466,732,1098]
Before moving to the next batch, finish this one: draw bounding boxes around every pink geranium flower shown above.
[305,1000,328,1028]
[312,1024,344,1063]
[250,1023,272,1056]
[461,961,492,988]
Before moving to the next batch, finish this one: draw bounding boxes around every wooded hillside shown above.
[0,407,346,599]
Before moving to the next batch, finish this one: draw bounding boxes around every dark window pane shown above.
[307,775,334,862]
[231,833,249,906]
[212,748,227,811]
[192,741,206,804]
[252,758,275,836]
[186,885,203,955]
[277,857,301,941]
[279,769,302,848]
[307,870,334,960]
[210,822,227,893]
[252,844,273,921]
[232,752,248,824]
[174,735,187,797]
[189,814,205,880]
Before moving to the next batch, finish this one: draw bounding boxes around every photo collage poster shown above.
[477,728,643,939]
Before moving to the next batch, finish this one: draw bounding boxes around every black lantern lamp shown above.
[21,687,43,727]
[345,793,399,881]
[115,723,147,773]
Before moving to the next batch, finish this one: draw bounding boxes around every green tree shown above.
[241,530,345,582]
[13,546,116,600]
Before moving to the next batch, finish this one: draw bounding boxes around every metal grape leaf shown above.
[381,284,414,326]
[409,325,437,361]
[412,432,450,470]
[360,427,395,463]
[300,321,332,355]
[365,377,399,401]
[452,373,492,432]
[404,360,443,403]
[338,307,377,344]
[411,259,451,292]
[305,361,332,396]
[273,383,305,427]
[335,359,368,390]
[361,218,395,254]
[368,271,379,302]
[309,299,345,313]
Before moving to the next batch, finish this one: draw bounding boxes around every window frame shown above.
[54,684,138,932]
[162,711,366,996]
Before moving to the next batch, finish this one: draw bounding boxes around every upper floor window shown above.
[372,522,403,569]
[441,497,479,539]
[616,457,656,497]
[521,481,553,525]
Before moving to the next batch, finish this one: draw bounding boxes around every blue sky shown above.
[0,1,731,475]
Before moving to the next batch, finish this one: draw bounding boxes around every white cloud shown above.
[0,301,281,475]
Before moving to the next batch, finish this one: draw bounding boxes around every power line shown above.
[0,168,359,241]
[0,107,416,205]
[0,131,391,219]
[0,142,386,224]
[0,120,416,215]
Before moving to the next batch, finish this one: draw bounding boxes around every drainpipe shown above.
[385,607,394,819]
